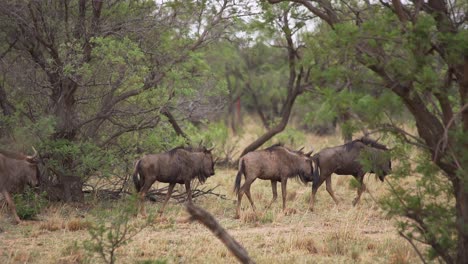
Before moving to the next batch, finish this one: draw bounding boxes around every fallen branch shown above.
[83,184,232,203]
[186,203,255,264]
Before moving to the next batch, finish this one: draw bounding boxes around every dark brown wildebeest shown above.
[0,148,40,224]
[309,137,391,211]
[133,146,215,217]
[234,144,314,218]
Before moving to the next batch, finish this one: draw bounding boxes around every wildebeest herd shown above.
[0,137,392,224]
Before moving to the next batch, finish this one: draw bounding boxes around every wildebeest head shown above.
[377,159,392,182]
[361,138,392,182]
[298,150,314,182]
[202,147,215,177]
[285,146,314,183]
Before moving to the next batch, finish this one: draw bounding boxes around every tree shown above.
[267,0,467,262]
[239,2,316,157]
[0,0,235,201]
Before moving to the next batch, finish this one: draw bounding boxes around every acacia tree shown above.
[0,0,236,201]
[267,0,468,262]
[239,3,316,156]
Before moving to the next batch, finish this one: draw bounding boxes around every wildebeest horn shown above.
[28,146,38,159]
[25,146,38,162]
[297,146,304,152]
[305,150,313,157]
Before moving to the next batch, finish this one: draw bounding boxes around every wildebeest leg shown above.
[236,178,256,218]
[325,176,339,205]
[309,175,326,212]
[185,181,192,204]
[281,179,288,211]
[138,182,153,217]
[244,183,256,212]
[236,190,243,219]
[2,191,21,224]
[266,180,278,209]
[352,174,366,206]
[159,183,176,215]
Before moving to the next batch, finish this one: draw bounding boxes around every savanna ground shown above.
[0,120,419,264]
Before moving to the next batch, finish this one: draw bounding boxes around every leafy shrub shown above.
[83,195,152,264]
[13,187,48,220]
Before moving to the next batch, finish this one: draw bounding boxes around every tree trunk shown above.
[457,56,468,264]
[47,78,83,202]
[240,89,299,157]
[454,178,468,263]
[239,8,310,157]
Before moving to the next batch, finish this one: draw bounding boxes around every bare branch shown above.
[399,231,428,264]
[186,203,255,264]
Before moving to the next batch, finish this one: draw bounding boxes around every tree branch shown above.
[186,203,255,264]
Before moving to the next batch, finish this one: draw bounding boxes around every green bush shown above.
[84,195,153,264]
[13,187,48,220]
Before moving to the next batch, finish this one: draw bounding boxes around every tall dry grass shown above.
[0,117,419,263]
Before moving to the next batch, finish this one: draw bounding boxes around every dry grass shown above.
[0,120,420,264]
[67,218,91,232]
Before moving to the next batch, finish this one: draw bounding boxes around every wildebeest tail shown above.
[234,159,245,195]
[132,160,142,192]
[312,156,320,184]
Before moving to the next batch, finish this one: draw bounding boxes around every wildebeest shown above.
[309,137,391,211]
[0,148,40,224]
[234,144,314,218]
[133,146,215,217]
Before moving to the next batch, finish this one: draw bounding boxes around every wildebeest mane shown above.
[168,146,208,156]
[264,143,284,152]
[344,137,388,151]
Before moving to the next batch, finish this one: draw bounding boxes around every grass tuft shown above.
[67,218,92,231]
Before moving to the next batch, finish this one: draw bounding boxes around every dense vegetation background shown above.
[0,0,466,263]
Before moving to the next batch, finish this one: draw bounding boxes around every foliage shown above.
[269,0,468,262]
[13,187,48,220]
[269,127,306,149]
[39,139,116,182]
[380,144,457,260]
[83,195,152,264]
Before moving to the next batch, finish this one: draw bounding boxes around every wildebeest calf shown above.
[234,144,313,218]
[133,146,215,217]
[309,137,391,211]
[0,148,40,224]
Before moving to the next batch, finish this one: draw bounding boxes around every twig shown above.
[186,203,255,264]
[398,231,428,264]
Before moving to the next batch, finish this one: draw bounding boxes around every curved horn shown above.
[297,146,304,153]
[28,146,38,159]
[206,143,215,152]
[25,146,38,162]
[305,150,313,157]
